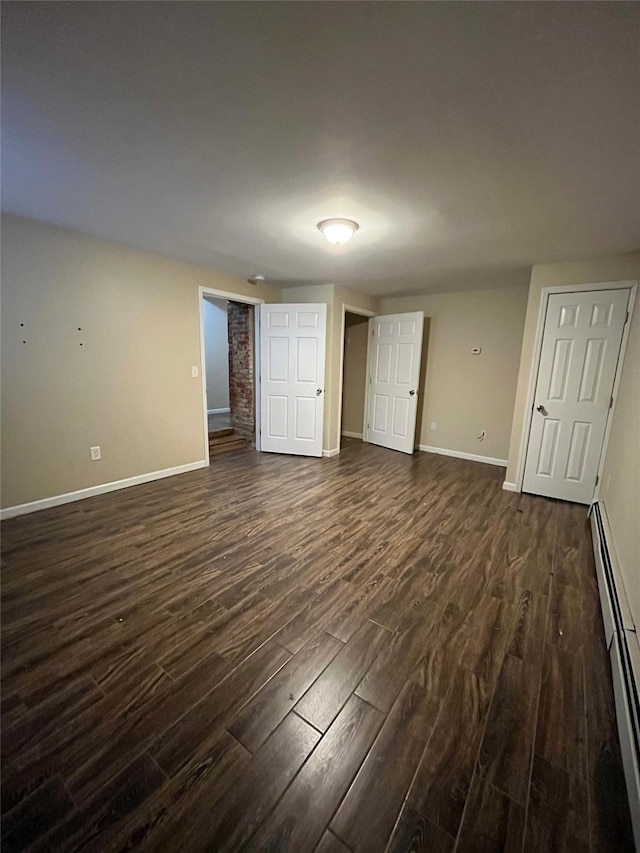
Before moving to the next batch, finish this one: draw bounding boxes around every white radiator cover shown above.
[590,501,640,849]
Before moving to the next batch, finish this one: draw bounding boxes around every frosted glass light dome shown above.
[317,218,359,245]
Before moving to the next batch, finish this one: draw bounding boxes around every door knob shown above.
[316,388,323,396]
[409,390,416,396]
[536,404,547,415]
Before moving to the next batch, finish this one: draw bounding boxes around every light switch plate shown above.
[191,365,199,378]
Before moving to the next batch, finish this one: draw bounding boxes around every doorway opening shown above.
[202,295,257,459]
[340,311,370,446]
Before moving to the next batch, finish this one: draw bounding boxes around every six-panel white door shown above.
[364,312,424,454]
[523,289,629,504]
[260,304,326,457]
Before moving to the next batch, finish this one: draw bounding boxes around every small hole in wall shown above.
[78,327,82,331]
[20,323,24,327]
[22,340,26,344]
[80,343,83,346]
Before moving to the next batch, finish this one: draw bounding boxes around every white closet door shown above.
[523,289,629,503]
[364,312,424,454]
[260,304,326,457]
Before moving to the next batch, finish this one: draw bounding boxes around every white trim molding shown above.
[341,431,363,440]
[207,407,230,415]
[0,461,208,520]
[201,286,265,306]
[502,481,520,492]
[323,447,340,458]
[418,445,507,467]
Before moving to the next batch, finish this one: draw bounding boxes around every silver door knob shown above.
[316,388,323,396]
[536,404,547,415]
[409,390,416,396]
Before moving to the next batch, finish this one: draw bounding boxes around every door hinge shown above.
[625,311,629,325]
[609,396,614,409]
[595,475,599,486]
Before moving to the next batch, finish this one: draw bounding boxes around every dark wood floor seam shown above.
[519,553,554,853]
[292,709,324,735]
[582,653,595,853]
[450,663,502,852]
[158,635,294,755]
[89,675,107,700]
[579,569,596,853]
[60,773,78,811]
[365,617,393,633]
[385,659,460,851]
[312,738,372,853]
[157,664,175,682]
[144,750,171,784]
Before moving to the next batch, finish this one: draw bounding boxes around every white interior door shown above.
[364,312,424,454]
[523,289,629,504]
[260,303,326,457]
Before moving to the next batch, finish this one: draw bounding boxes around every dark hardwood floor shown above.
[1,439,634,852]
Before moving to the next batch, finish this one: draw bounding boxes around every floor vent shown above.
[590,501,640,847]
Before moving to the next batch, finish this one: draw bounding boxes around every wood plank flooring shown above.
[0,438,634,852]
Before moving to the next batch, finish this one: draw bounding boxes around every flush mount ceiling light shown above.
[247,274,265,285]
[317,218,359,246]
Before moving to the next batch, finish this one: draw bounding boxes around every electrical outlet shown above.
[430,422,437,431]
[90,446,101,461]
[191,365,199,378]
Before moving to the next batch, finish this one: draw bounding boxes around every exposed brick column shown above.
[227,302,255,444]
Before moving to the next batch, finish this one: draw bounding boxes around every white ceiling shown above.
[2,2,639,296]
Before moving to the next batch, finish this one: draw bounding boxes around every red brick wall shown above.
[227,302,255,444]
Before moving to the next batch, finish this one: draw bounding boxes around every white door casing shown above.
[260,303,326,457]
[523,289,629,504]
[364,312,424,455]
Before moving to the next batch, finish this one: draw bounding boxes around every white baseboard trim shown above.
[417,445,508,467]
[341,431,363,440]
[323,447,340,458]
[0,460,209,520]
[502,481,520,492]
[207,407,231,415]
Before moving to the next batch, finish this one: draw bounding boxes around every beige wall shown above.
[341,314,369,436]
[280,284,379,451]
[380,287,529,461]
[505,252,640,626]
[203,297,230,411]
[0,214,279,509]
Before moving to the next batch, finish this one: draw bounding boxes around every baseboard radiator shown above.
[590,501,640,848]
